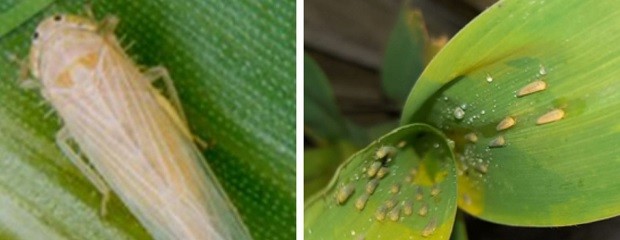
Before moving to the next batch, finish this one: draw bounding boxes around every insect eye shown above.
[33,31,39,40]
[53,15,63,21]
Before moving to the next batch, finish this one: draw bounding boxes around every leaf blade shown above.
[305,124,457,239]
[401,0,620,226]
[0,0,53,37]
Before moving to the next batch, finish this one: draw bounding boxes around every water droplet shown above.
[536,109,564,125]
[464,132,478,143]
[336,184,355,204]
[539,64,547,76]
[376,167,389,179]
[390,183,401,194]
[488,136,506,148]
[453,107,465,120]
[481,110,486,115]
[403,200,414,216]
[496,116,516,131]
[418,203,428,216]
[367,161,382,177]
[517,80,547,97]
[421,218,437,237]
[355,193,370,211]
[366,179,379,194]
[486,73,493,83]
[388,206,400,221]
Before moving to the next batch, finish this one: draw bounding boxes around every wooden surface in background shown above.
[305,0,490,126]
[305,0,481,69]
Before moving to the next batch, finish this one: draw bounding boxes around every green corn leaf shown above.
[0,0,294,239]
[305,124,457,239]
[401,0,620,226]
[304,141,358,199]
[0,0,52,37]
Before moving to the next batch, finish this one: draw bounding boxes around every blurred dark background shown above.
[306,0,486,126]
[305,0,620,239]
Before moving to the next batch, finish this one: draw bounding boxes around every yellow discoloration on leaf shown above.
[457,174,484,216]
[414,160,447,186]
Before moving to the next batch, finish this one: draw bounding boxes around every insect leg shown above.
[56,127,111,216]
[143,66,187,123]
[5,52,40,89]
[83,2,95,19]
[18,64,39,89]
[98,15,120,36]
[144,66,210,148]
[19,79,41,89]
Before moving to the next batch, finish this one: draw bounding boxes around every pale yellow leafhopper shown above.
[27,14,252,240]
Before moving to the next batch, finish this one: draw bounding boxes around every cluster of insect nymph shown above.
[451,63,565,207]
[21,10,252,240]
[333,142,443,239]
[467,64,563,149]
[327,63,565,240]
